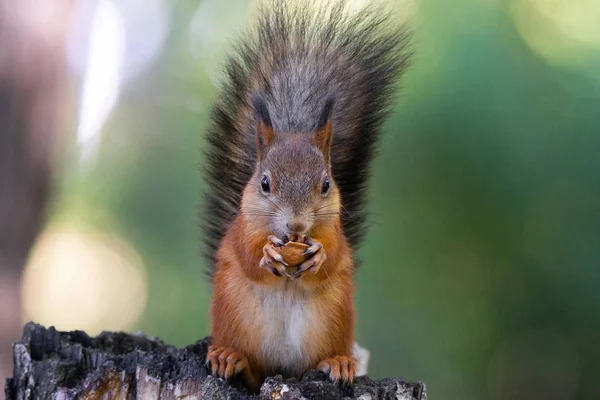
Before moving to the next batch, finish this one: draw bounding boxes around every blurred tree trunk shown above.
[0,0,72,390]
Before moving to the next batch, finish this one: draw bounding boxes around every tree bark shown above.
[5,323,427,400]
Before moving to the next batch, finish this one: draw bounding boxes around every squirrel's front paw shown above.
[293,236,326,278]
[260,235,292,277]
[317,355,357,385]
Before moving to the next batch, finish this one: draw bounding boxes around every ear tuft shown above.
[314,97,335,163]
[252,92,275,159]
[251,91,272,127]
[317,95,336,129]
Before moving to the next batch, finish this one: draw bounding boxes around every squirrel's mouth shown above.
[284,225,311,239]
[270,227,310,241]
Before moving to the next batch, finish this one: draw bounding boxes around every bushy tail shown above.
[202,0,411,277]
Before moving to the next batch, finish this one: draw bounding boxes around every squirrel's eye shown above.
[261,175,270,193]
[321,178,330,194]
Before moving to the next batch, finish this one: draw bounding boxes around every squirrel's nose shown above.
[286,220,308,234]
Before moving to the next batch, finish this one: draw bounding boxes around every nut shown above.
[275,241,310,271]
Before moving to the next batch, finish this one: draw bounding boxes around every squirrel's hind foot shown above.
[317,356,357,385]
[207,345,260,391]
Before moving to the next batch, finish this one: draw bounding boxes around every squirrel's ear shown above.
[314,96,335,163]
[251,92,275,159]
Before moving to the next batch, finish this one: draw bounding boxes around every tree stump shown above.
[4,323,426,399]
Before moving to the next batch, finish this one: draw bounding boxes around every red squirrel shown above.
[201,0,410,393]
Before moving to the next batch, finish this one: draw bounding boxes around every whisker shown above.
[244,220,272,236]
[312,203,336,213]
[323,263,332,283]
[340,204,354,219]
[242,209,277,215]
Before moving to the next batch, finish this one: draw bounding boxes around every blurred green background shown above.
[19,0,600,399]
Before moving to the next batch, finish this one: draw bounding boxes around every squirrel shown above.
[201,0,410,393]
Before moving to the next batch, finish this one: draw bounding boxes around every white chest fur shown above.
[253,284,317,377]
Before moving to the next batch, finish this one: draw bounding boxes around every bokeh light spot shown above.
[511,0,600,69]
[21,228,148,334]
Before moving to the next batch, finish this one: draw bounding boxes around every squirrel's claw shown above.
[294,237,326,277]
[207,345,260,391]
[302,236,323,255]
[207,345,248,379]
[261,242,292,277]
[317,356,357,385]
[267,235,285,247]
[259,257,282,277]
[264,243,289,266]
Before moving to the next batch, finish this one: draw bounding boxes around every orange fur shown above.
[210,206,354,392]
